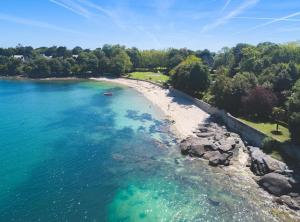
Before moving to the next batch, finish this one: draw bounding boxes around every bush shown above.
[262,137,280,152]
[288,112,300,144]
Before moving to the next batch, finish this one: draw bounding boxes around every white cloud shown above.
[221,0,232,12]
[233,16,300,22]
[237,11,300,34]
[49,0,92,18]
[202,0,260,32]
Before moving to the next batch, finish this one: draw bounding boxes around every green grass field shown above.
[127,72,170,84]
[238,118,291,143]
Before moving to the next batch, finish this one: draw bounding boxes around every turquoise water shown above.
[0,80,276,222]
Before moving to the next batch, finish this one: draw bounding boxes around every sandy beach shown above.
[91,77,210,138]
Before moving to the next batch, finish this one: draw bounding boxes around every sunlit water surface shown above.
[0,80,276,221]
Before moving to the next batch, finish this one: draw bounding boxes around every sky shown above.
[0,0,300,51]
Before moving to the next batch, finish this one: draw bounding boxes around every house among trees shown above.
[13,55,25,62]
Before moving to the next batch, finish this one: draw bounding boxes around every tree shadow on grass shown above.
[271,130,283,135]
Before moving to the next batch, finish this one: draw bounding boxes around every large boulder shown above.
[180,137,216,157]
[258,173,293,196]
[248,146,289,176]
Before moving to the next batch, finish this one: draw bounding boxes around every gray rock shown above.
[218,137,236,152]
[189,144,209,157]
[180,137,216,157]
[248,146,289,176]
[259,173,293,196]
[203,151,231,166]
[276,195,300,210]
[180,139,191,155]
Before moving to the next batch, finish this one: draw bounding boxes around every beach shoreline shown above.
[91,77,210,139]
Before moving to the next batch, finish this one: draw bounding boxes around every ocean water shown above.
[0,79,276,222]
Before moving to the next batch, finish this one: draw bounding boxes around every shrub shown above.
[262,137,280,152]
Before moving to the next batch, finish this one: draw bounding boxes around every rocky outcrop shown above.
[180,123,242,166]
[248,146,291,176]
[179,121,300,212]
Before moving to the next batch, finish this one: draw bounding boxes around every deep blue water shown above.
[0,80,276,222]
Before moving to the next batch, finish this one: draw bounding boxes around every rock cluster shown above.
[248,146,291,176]
[179,122,300,211]
[180,123,243,166]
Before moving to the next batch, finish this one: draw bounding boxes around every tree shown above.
[110,50,132,75]
[28,58,51,78]
[287,79,300,113]
[195,49,215,67]
[288,112,300,144]
[170,55,210,94]
[49,58,63,76]
[77,52,99,75]
[272,107,286,132]
[126,47,141,69]
[211,72,257,114]
[287,80,300,144]
[242,86,277,118]
[72,46,83,55]
[211,74,233,110]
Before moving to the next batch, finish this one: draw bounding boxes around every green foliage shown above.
[140,50,167,69]
[287,80,300,144]
[109,50,132,75]
[211,72,257,114]
[287,79,300,113]
[170,55,210,94]
[28,58,51,78]
[261,137,283,161]
[288,112,300,144]
[262,137,280,152]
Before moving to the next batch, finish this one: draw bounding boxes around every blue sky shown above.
[0,0,300,51]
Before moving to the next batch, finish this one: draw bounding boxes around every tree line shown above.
[0,42,300,144]
[0,44,214,78]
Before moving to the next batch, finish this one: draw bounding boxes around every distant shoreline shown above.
[0,76,80,81]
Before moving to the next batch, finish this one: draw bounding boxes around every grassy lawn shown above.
[127,72,170,84]
[238,118,291,143]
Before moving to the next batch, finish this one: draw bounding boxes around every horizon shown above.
[0,0,300,51]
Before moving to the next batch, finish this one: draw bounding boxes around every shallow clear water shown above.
[0,80,276,222]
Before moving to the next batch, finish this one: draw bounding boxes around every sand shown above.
[91,77,210,138]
